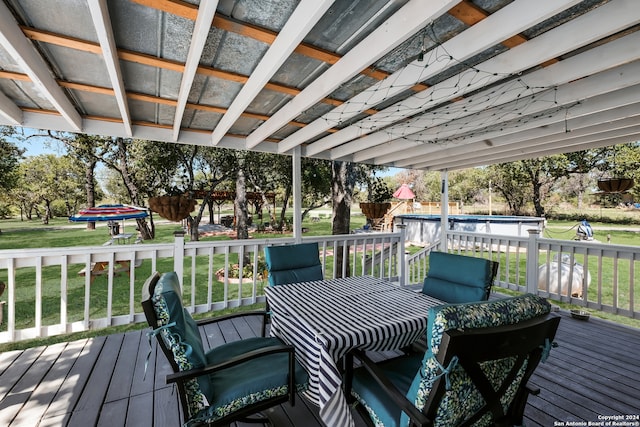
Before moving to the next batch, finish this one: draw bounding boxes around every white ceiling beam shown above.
[420,126,640,171]
[245,0,460,149]
[209,0,335,146]
[292,0,580,156]
[88,0,132,137]
[382,65,640,167]
[0,1,82,131]
[403,106,640,169]
[172,0,219,141]
[389,95,640,168]
[309,0,640,156]
[378,69,640,167]
[0,89,23,125]
[429,115,640,167]
[350,33,640,164]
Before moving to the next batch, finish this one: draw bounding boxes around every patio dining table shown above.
[265,275,443,427]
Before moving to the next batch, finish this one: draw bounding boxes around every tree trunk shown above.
[113,138,153,239]
[532,179,545,217]
[331,161,355,278]
[278,185,291,231]
[85,158,97,230]
[235,167,249,241]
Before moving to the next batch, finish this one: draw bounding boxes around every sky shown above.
[7,127,64,157]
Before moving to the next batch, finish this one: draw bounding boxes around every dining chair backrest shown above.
[403,293,554,426]
[264,242,323,286]
[141,271,213,418]
[421,251,498,303]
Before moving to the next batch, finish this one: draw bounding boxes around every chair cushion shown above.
[193,346,310,424]
[151,272,210,416]
[400,294,551,427]
[265,242,323,286]
[421,252,494,303]
[351,353,423,427]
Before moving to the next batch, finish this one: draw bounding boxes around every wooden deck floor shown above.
[1,305,639,427]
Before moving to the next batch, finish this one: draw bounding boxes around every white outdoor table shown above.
[265,276,443,427]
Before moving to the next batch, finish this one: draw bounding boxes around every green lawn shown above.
[1,213,639,351]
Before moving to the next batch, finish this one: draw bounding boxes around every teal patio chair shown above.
[264,241,324,286]
[421,251,498,304]
[141,271,308,427]
[345,294,560,427]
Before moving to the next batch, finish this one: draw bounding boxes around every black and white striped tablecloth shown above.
[265,276,443,427]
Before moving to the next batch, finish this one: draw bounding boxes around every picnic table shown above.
[78,260,131,284]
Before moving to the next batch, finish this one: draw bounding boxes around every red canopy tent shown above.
[393,183,415,200]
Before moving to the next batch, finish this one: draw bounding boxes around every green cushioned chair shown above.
[422,251,498,304]
[264,241,324,286]
[141,271,309,427]
[345,294,560,427]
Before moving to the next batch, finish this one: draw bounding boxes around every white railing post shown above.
[526,229,541,294]
[396,224,407,286]
[173,231,185,290]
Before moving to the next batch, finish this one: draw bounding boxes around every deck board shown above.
[1,306,639,427]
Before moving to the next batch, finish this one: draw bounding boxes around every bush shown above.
[0,202,12,219]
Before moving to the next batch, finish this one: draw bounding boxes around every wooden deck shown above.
[1,305,639,427]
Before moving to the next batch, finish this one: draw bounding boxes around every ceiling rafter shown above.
[288,0,577,157]
[0,89,22,125]
[316,0,639,160]
[377,73,640,168]
[345,29,640,165]
[246,0,460,149]
[171,0,218,141]
[19,26,363,116]
[131,0,403,84]
[0,2,82,131]
[88,0,132,136]
[0,71,311,129]
[421,125,640,171]
[210,0,335,146]
[404,107,640,170]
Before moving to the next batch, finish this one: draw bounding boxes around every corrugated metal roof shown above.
[1,0,638,170]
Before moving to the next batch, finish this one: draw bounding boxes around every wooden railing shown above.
[405,229,640,320]
[0,231,405,343]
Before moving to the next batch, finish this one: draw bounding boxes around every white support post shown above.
[292,146,302,243]
[396,224,407,286]
[526,228,541,293]
[173,231,185,290]
[440,170,449,252]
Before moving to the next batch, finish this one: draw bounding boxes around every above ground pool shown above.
[395,214,545,244]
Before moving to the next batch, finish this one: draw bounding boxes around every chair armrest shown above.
[195,309,268,326]
[350,349,433,427]
[196,310,269,336]
[166,343,294,384]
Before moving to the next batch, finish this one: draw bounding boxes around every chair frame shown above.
[346,315,560,427]
[141,273,296,426]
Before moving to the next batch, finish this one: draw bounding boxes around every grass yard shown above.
[1,212,639,351]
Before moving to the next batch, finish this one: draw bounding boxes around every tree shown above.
[45,132,105,229]
[331,161,356,277]
[563,149,606,209]
[19,155,85,223]
[488,162,531,215]
[0,127,24,223]
[91,137,163,239]
[595,142,640,204]
[0,127,23,193]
